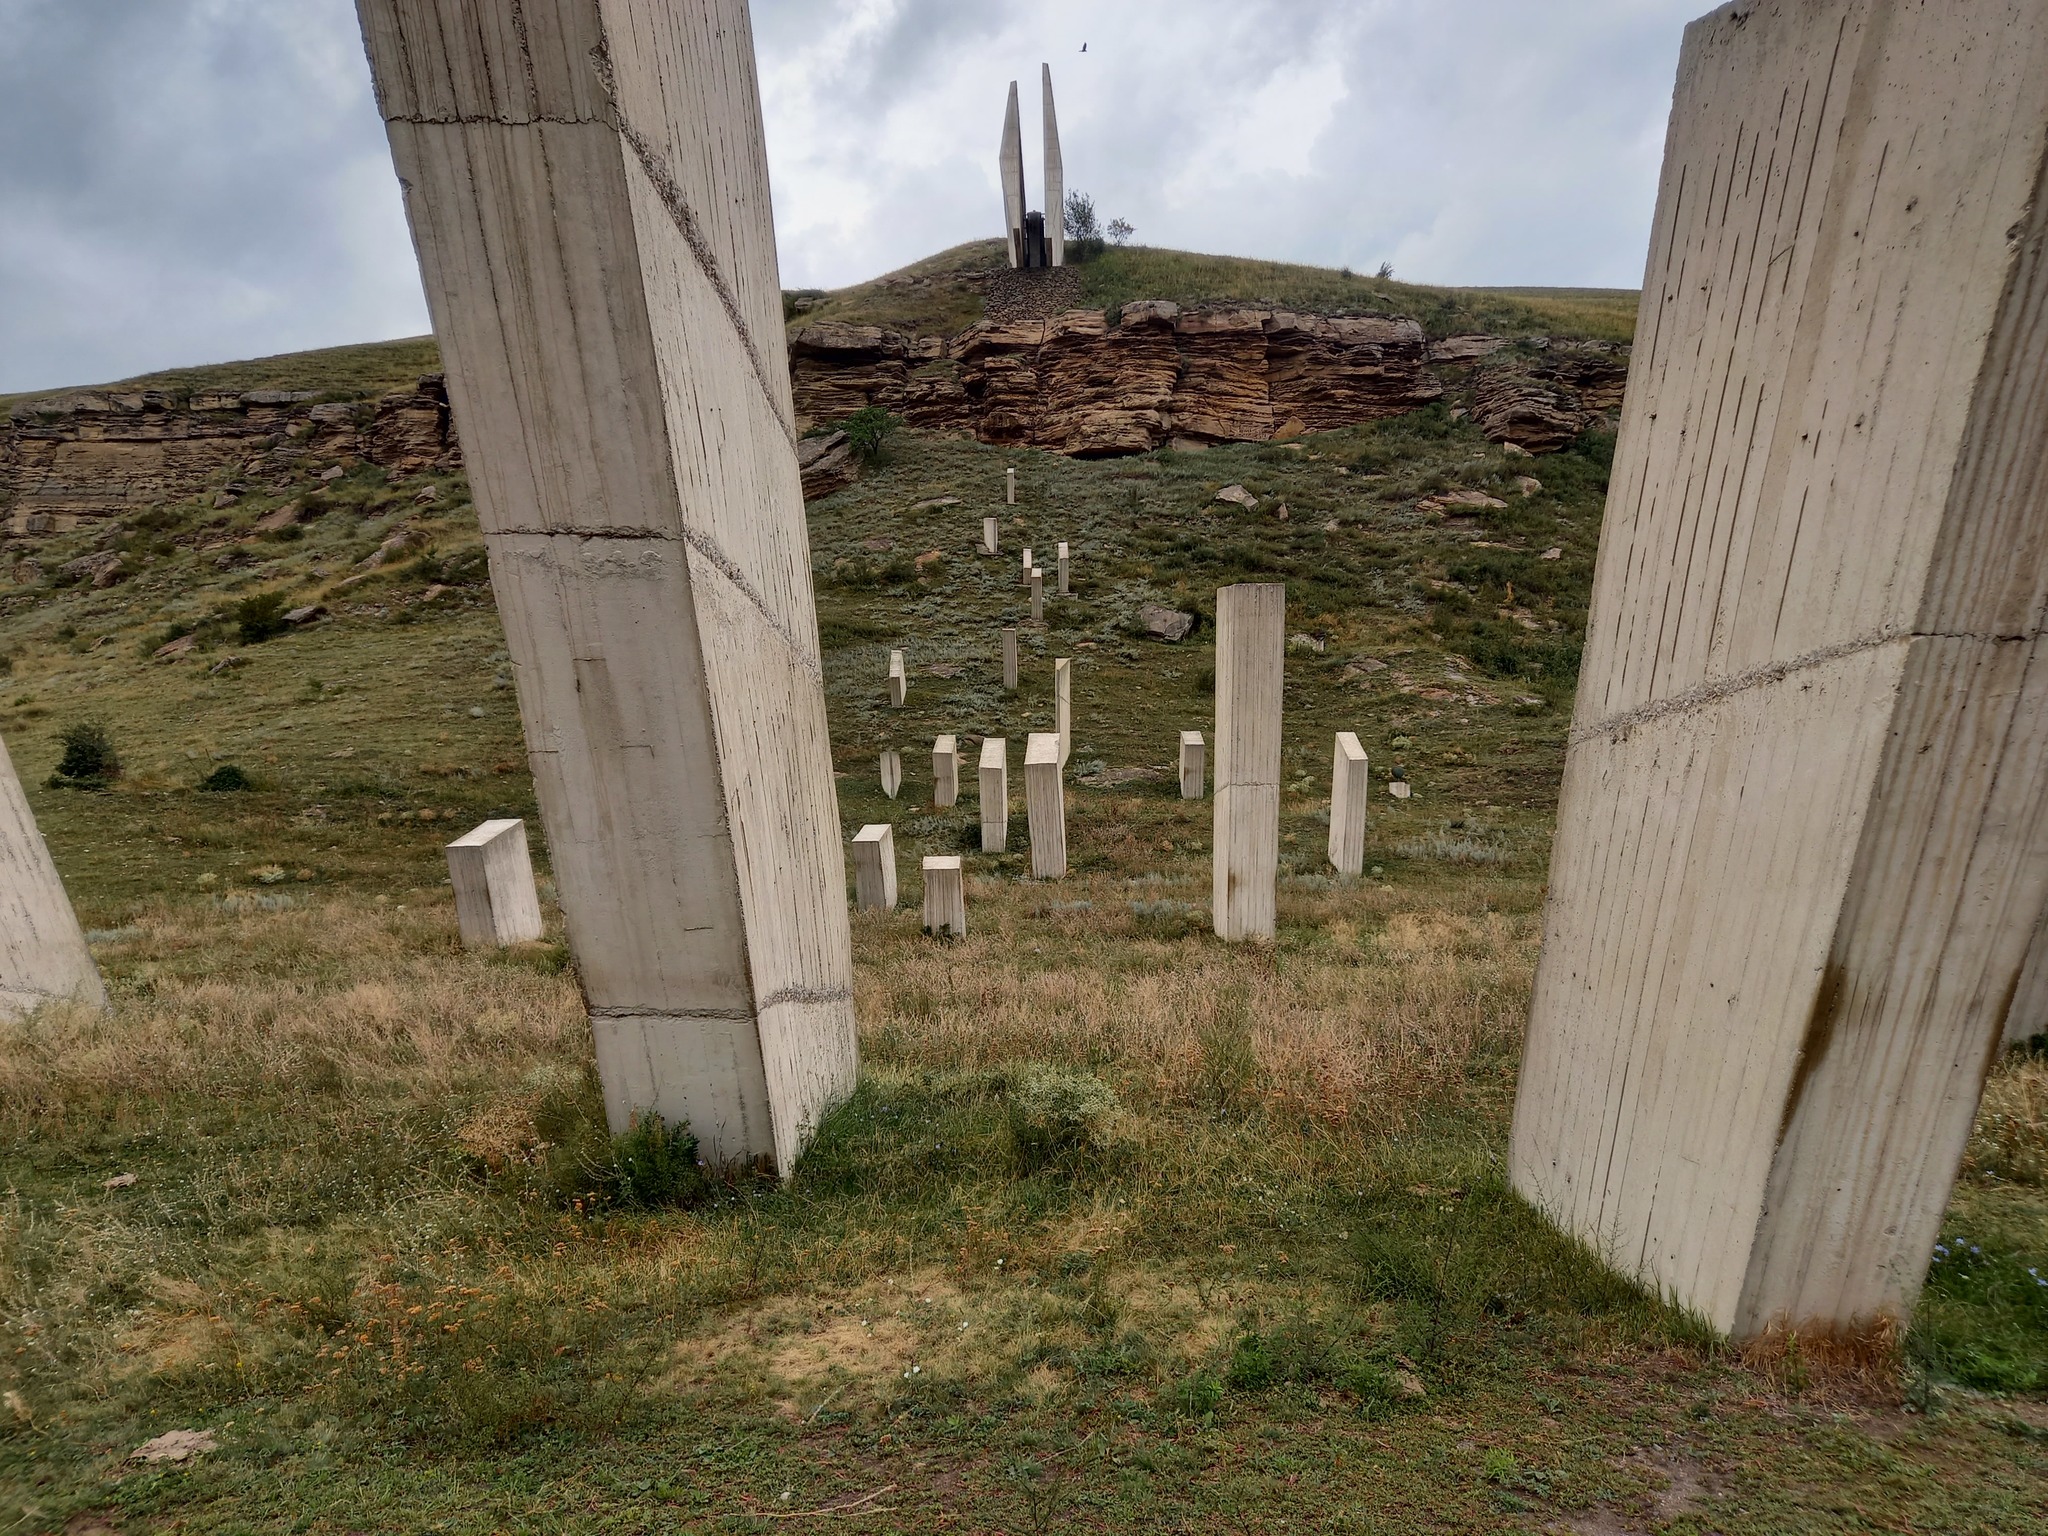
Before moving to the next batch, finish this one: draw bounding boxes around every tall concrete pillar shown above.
[1042,64,1064,268]
[1512,0,2048,1340]
[1212,584,1284,941]
[357,0,856,1176]
[0,735,103,1017]
[999,81,1025,269]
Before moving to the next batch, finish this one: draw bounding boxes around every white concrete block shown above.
[1056,541,1070,596]
[1054,657,1072,767]
[879,749,902,800]
[360,0,855,1176]
[1006,466,1016,504]
[1043,65,1065,268]
[887,649,907,708]
[1212,583,1284,941]
[1002,627,1019,691]
[446,817,545,947]
[1179,730,1205,800]
[1328,733,1368,877]
[933,733,959,808]
[979,736,1009,853]
[1021,547,1033,586]
[851,823,896,911]
[0,732,104,1017]
[1511,0,2048,1340]
[1029,569,1043,622]
[922,855,966,938]
[1388,780,1411,801]
[1025,732,1066,879]
[983,516,999,556]
[1000,83,1024,267]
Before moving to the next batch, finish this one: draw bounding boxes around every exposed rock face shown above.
[0,376,460,535]
[789,301,1448,456]
[796,429,858,500]
[1468,342,1631,453]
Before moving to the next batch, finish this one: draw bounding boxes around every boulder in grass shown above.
[1213,484,1258,510]
[130,1429,217,1464]
[1138,603,1195,643]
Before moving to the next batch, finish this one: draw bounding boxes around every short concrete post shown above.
[932,733,959,808]
[1002,627,1019,691]
[1025,732,1067,878]
[360,0,856,1176]
[887,649,907,708]
[1179,731,1205,800]
[983,516,998,556]
[922,855,966,937]
[446,817,546,947]
[880,749,902,800]
[851,824,897,911]
[979,737,1009,852]
[1512,0,2048,1340]
[1021,547,1033,586]
[1056,541,1070,596]
[1006,466,1016,505]
[1212,583,1284,941]
[1388,777,1411,801]
[1053,657,1072,766]
[0,734,105,1016]
[1029,569,1044,622]
[1328,732,1368,877]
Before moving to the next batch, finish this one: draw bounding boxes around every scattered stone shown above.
[12,558,41,584]
[468,705,485,718]
[59,550,125,588]
[102,1172,138,1190]
[253,501,304,532]
[1288,633,1327,654]
[1448,407,1468,422]
[319,465,346,482]
[1272,502,1290,520]
[284,604,327,626]
[421,584,449,601]
[1323,518,1340,532]
[413,485,440,504]
[1515,476,1543,497]
[910,496,960,511]
[797,429,857,500]
[1394,1370,1427,1399]
[356,529,423,571]
[862,537,894,553]
[1418,489,1509,513]
[913,549,943,570]
[1271,418,1308,441]
[1138,604,1196,643]
[1540,547,1563,560]
[1502,441,1533,458]
[130,1429,217,1464]
[1214,484,1258,510]
[211,489,240,509]
[153,634,198,661]
[207,654,246,675]
[252,865,288,885]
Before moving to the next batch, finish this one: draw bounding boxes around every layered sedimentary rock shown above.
[1512,0,2048,1340]
[1469,341,1629,453]
[788,301,1450,456]
[0,377,460,534]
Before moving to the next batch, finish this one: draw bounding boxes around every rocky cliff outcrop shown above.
[789,301,1450,457]
[1467,341,1630,453]
[1,376,459,535]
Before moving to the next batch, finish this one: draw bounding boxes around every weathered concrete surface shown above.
[1042,65,1064,269]
[979,736,1009,853]
[1512,0,2048,1340]
[922,854,966,937]
[1002,627,1018,691]
[358,0,855,1176]
[879,749,902,800]
[932,733,959,808]
[999,81,1025,269]
[851,824,896,911]
[1025,732,1066,878]
[1179,730,1205,800]
[0,732,104,1016]
[1212,584,1283,940]
[445,818,545,947]
[1328,733,1368,877]
[1054,657,1072,766]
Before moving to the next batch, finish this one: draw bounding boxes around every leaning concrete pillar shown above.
[1179,730,1205,800]
[0,734,104,1017]
[1056,540,1070,596]
[887,649,907,708]
[922,855,966,938]
[1512,0,2048,1340]
[1053,657,1072,766]
[446,818,546,947]
[979,737,1009,853]
[1029,568,1044,622]
[357,0,855,1175]
[1024,732,1067,878]
[1212,583,1283,940]
[1327,733,1368,877]
[1002,627,1018,691]
[879,749,902,800]
[932,734,959,809]
[850,824,896,912]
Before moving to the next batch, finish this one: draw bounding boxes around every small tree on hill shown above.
[843,406,900,466]
[1107,217,1134,247]
[1063,190,1108,260]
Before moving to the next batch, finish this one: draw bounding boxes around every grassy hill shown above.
[0,320,2041,1531]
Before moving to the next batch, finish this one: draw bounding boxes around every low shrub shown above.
[48,720,120,788]
[1007,1066,1121,1174]
[199,764,252,792]
[235,590,293,644]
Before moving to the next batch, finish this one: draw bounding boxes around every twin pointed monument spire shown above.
[1000,65,1064,269]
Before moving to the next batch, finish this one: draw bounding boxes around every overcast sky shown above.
[0,0,1701,395]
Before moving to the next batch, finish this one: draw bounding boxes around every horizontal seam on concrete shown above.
[589,1006,755,1021]
[1570,624,2048,745]
[758,985,855,1009]
[382,113,602,125]
[482,524,826,683]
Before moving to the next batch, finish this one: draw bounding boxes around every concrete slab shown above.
[446,817,546,947]
[1179,730,1205,801]
[922,854,966,937]
[933,733,959,808]
[1328,732,1368,877]
[0,733,104,1016]
[1025,732,1066,878]
[880,749,902,800]
[979,737,1009,853]
[1212,584,1284,940]
[851,823,896,911]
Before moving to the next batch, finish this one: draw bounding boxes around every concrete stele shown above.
[1006,466,1016,505]
[983,516,999,555]
[0,731,105,1017]
[1511,0,2048,1341]
[358,0,856,1175]
[887,649,907,708]
[1029,569,1043,622]
[879,749,902,800]
[1024,732,1067,879]
[922,855,966,938]
[1053,657,1072,766]
[1328,733,1368,877]
[1212,583,1284,940]
[1021,547,1032,586]
[932,733,959,808]
[999,83,1025,268]
[1042,64,1064,268]
[1179,730,1205,801]
[445,817,546,947]
[1002,627,1019,691]
[979,736,1009,853]
[1056,540,1070,596]
[851,823,896,911]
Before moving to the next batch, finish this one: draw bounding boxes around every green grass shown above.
[0,344,2041,1530]
[0,336,444,411]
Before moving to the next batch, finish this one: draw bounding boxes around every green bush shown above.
[1006,1066,1121,1174]
[842,405,900,466]
[199,764,252,792]
[48,720,120,788]
[235,590,293,644]
[610,1112,709,1209]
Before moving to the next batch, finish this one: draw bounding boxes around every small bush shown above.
[611,1112,709,1209]
[842,405,900,466]
[1007,1066,1120,1174]
[199,764,252,792]
[235,590,293,644]
[48,720,120,788]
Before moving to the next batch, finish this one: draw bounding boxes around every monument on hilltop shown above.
[1000,65,1064,269]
